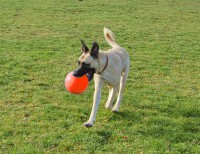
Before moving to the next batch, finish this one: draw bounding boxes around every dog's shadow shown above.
[107,109,142,125]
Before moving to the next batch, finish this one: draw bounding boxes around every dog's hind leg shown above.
[105,86,118,109]
[112,65,129,112]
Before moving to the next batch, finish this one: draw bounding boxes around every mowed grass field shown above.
[0,0,200,153]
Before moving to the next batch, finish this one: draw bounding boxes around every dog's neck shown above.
[97,52,109,74]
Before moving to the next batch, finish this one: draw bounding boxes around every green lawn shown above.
[0,0,200,153]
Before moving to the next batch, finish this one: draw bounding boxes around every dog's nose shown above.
[73,71,78,77]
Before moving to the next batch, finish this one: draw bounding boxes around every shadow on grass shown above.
[107,109,143,125]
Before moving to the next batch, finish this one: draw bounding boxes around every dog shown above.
[73,28,130,127]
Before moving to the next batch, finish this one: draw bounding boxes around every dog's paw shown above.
[84,121,93,127]
[105,101,113,109]
[112,106,120,113]
[112,108,119,113]
[105,104,113,109]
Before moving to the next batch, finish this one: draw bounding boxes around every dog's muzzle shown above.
[73,67,95,82]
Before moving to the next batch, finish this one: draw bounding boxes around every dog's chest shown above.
[101,71,121,86]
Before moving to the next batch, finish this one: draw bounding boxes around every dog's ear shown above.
[90,42,99,58]
[81,40,89,53]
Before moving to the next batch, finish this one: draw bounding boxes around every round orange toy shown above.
[65,72,89,94]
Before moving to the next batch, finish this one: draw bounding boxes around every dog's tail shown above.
[104,27,120,48]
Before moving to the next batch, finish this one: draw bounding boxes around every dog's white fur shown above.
[83,28,130,127]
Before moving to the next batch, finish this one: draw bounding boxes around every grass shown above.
[0,0,200,153]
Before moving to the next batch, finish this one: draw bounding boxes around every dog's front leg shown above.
[84,78,103,127]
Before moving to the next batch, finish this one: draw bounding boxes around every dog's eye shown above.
[78,61,81,65]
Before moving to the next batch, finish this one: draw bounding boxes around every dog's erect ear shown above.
[81,40,89,53]
[90,42,99,58]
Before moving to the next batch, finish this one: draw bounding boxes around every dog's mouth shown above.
[86,69,95,82]
[73,68,95,82]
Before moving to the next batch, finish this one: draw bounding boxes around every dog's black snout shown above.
[73,70,81,77]
[73,68,85,77]
[73,71,78,77]
[73,65,95,79]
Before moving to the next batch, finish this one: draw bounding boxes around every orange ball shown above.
[65,72,89,94]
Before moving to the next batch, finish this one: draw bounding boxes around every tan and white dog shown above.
[73,28,130,127]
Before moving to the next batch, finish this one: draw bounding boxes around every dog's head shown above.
[73,40,99,79]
